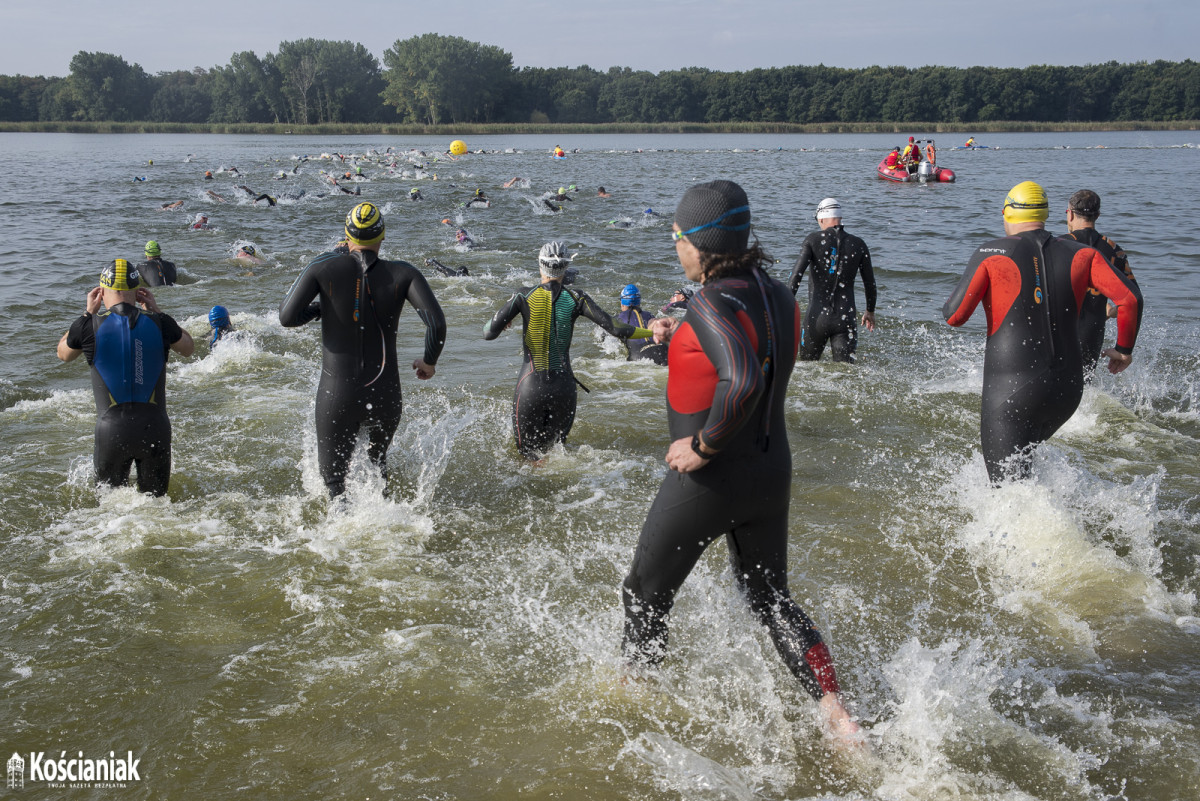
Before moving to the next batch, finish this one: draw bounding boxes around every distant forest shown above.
[1,35,1197,126]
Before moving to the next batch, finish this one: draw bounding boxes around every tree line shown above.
[1,35,1197,126]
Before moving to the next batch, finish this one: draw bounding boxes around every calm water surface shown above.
[0,131,1197,800]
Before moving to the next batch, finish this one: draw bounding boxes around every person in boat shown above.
[1063,189,1139,377]
[620,179,862,745]
[942,181,1142,484]
[901,137,921,171]
[553,146,566,158]
[883,147,902,170]
[964,137,976,147]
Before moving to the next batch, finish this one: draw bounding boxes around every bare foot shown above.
[819,693,865,750]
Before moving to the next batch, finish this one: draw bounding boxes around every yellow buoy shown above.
[449,140,468,156]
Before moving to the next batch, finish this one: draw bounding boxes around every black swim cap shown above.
[674,180,751,253]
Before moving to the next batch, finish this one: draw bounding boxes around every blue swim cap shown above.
[620,284,640,306]
[208,305,230,329]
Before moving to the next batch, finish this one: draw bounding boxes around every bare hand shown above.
[413,359,436,380]
[650,317,677,344]
[136,287,160,313]
[861,311,876,332]
[665,436,710,473]
[1103,349,1132,374]
[85,286,104,314]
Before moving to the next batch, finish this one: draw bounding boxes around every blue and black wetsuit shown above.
[484,281,649,458]
[788,226,876,362]
[943,228,1142,483]
[1063,227,1137,375]
[622,268,843,701]
[279,249,446,496]
[136,258,177,287]
[66,304,184,495]
[617,306,667,365]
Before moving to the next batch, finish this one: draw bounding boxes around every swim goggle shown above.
[672,205,750,241]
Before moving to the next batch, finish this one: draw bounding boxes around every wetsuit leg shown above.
[828,325,857,363]
[799,308,829,361]
[512,367,577,458]
[363,380,403,484]
[622,455,837,699]
[93,407,172,496]
[315,377,362,496]
[980,366,1082,483]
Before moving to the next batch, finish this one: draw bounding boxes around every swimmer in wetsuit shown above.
[483,241,652,460]
[425,258,469,277]
[616,284,667,365]
[278,202,447,497]
[789,198,877,363]
[137,239,178,287]
[1063,189,1139,376]
[208,305,234,348]
[621,180,861,744]
[56,259,195,495]
[943,181,1143,484]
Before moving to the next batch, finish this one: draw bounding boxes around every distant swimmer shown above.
[502,177,525,188]
[1063,189,1138,377]
[426,258,469,277]
[943,181,1142,483]
[542,198,562,213]
[137,240,177,287]
[617,284,667,365]
[204,170,213,180]
[159,200,184,211]
[483,241,653,460]
[660,286,693,314]
[409,187,423,201]
[455,228,475,248]
[597,186,611,197]
[551,187,573,203]
[643,208,662,218]
[208,305,234,348]
[237,185,277,206]
[205,190,226,203]
[278,202,447,497]
[235,245,263,264]
[190,214,212,230]
[463,188,489,207]
[788,198,877,363]
[56,259,194,496]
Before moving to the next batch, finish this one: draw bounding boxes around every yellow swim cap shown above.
[1003,181,1049,223]
[99,259,140,291]
[345,202,385,246]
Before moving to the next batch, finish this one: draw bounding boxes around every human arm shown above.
[57,288,105,361]
[1080,247,1142,358]
[942,253,994,328]
[483,292,523,340]
[859,244,877,330]
[686,291,765,453]
[404,269,447,367]
[576,292,650,340]
[788,241,814,295]
[278,259,323,327]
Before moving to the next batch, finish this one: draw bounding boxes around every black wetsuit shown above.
[426,258,469,277]
[943,228,1142,483]
[788,226,876,362]
[65,304,184,496]
[622,268,842,701]
[279,249,447,496]
[1063,227,1137,374]
[484,281,649,458]
[618,307,667,365]
[137,258,177,287]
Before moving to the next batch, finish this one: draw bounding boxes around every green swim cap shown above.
[144,240,161,257]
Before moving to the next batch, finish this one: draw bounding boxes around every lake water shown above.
[0,130,1197,799]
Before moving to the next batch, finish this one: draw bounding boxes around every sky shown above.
[2,0,1196,78]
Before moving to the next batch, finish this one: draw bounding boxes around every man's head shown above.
[99,258,140,305]
[815,197,842,229]
[538,241,572,280]
[1002,181,1049,232]
[1067,189,1101,228]
[620,283,640,308]
[144,240,161,259]
[345,202,385,249]
[673,180,751,254]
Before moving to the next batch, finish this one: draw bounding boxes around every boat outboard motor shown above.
[917,161,936,182]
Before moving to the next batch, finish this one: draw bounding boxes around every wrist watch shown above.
[690,433,713,460]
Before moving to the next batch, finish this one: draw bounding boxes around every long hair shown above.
[698,239,773,284]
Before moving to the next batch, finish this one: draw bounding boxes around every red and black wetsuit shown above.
[1063,228,1137,374]
[622,268,842,701]
[943,228,1142,482]
[789,226,876,362]
[484,282,647,458]
[279,250,446,496]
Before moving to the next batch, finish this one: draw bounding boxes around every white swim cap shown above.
[816,197,842,221]
[538,241,572,277]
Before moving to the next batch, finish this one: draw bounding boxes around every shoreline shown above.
[0,120,1197,135]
